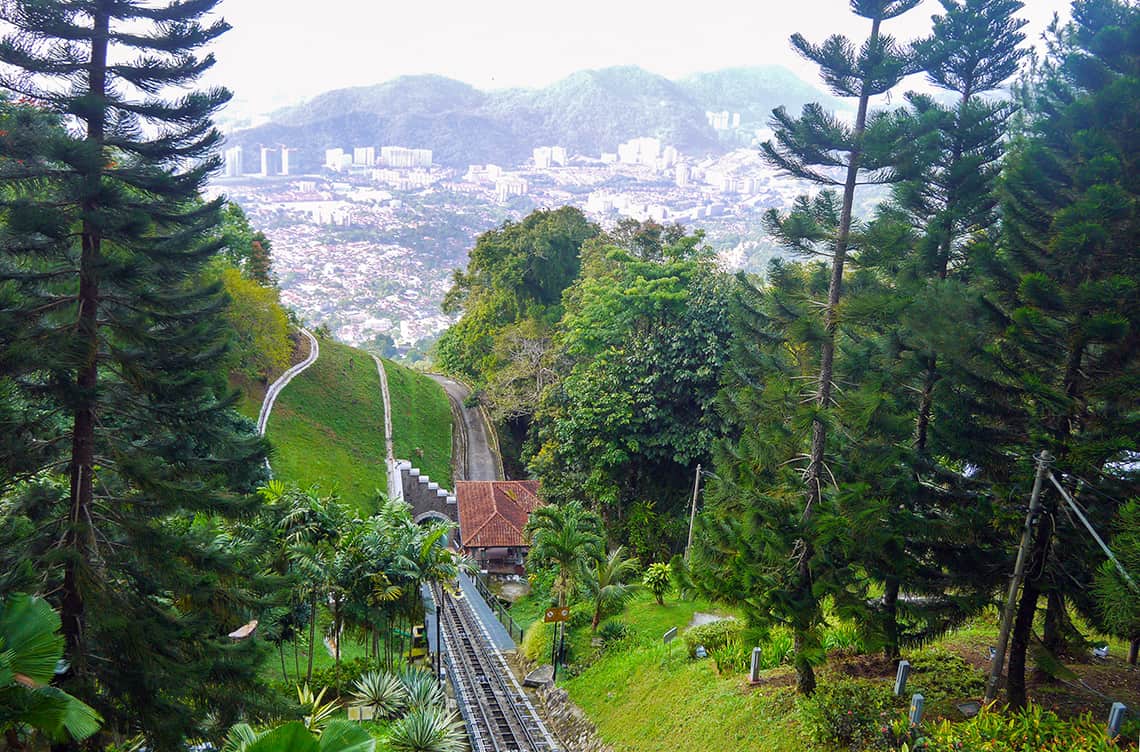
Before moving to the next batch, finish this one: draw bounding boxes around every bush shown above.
[911,703,1124,752]
[597,620,629,646]
[682,618,742,658]
[906,647,984,702]
[521,620,554,664]
[643,562,672,605]
[798,677,896,750]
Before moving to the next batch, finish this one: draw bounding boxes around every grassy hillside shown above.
[384,360,452,489]
[265,338,387,512]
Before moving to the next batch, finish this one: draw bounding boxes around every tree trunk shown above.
[1007,511,1051,709]
[1129,638,1138,666]
[60,0,111,687]
[279,643,288,682]
[306,600,317,683]
[794,629,817,696]
[1006,574,1039,709]
[793,19,879,697]
[1040,590,1070,675]
[882,577,901,661]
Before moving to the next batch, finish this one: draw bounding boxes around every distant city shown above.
[210,109,864,353]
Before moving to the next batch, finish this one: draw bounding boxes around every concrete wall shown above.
[396,459,458,524]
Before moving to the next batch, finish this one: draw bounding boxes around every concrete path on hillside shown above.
[428,375,503,482]
[372,355,400,500]
[257,328,319,437]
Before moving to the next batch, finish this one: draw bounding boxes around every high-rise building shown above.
[259,146,278,177]
[533,146,552,169]
[223,146,243,177]
[280,147,296,176]
[550,146,567,166]
[325,148,345,171]
[495,177,528,202]
[353,146,376,166]
[674,164,690,188]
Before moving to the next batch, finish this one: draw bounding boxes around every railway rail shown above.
[438,586,559,752]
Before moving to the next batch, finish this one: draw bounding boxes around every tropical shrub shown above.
[683,618,742,658]
[798,677,896,750]
[398,669,446,712]
[901,704,1125,752]
[222,720,374,752]
[351,671,407,720]
[0,594,102,746]
[387,707,466,752]
[643,562,672,605]
[597,619,629,646]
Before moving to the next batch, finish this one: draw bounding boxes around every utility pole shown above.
[985,450,1053,703]
[685,464,702,562]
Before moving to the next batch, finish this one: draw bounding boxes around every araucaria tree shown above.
[702,0,922,696]
[0,1,269,747]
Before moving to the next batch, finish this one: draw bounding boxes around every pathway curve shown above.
[428,375,504,482]
[372,355,399,500]
[256,328,319,437]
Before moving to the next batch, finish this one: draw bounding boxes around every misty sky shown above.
[205,0,1072,118]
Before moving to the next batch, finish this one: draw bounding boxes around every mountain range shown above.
[227,65,839,170]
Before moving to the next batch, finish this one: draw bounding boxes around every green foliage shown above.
[387,707,466,752]
[350,671,407,720]
[581,546,641,631]
[597,620,629,646]
[797,677,896,750]
[525,501,604,607]
[218,264,292,379]
[222,720,375,752]
[682,619,743,659]
[297,683,340,733]
[437,207,598,388]
[642,562,673,606]
[529,229,732,528]
[0,1,279,743]
[0,594,102,745]
[911,704,1124,752]
[906,647,985,703]
[397,669,445,713]
[1093,499,1140,640]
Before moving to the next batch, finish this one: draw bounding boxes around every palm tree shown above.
[525,502,604,607]
[582,547,640,632]
[0,594,101,748]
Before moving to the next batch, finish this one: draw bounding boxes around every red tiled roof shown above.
[456,480,542,549]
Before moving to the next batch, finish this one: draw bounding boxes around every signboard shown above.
[663,627,678,644]
[543,607,570,623]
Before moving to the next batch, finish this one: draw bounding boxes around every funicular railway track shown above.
[438,586,558,752]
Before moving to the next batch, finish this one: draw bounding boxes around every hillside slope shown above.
[264,338,388,511]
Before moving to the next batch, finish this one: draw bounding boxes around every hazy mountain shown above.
[227,65,834,169]
[679,66,846,125]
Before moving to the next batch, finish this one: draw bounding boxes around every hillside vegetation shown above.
[265,337,388,512]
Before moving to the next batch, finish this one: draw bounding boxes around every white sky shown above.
[205,0,1071,118]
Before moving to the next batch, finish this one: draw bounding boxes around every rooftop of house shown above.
[455,480,542,549]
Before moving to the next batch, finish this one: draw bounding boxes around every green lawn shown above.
[383,360,452,489]
[265,339,387,513]
[559,592,805,752]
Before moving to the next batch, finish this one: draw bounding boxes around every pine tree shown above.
[731,0,922,694]
[844,0,1029,659]
[0,2,270,746]
[986,0,1140,708]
